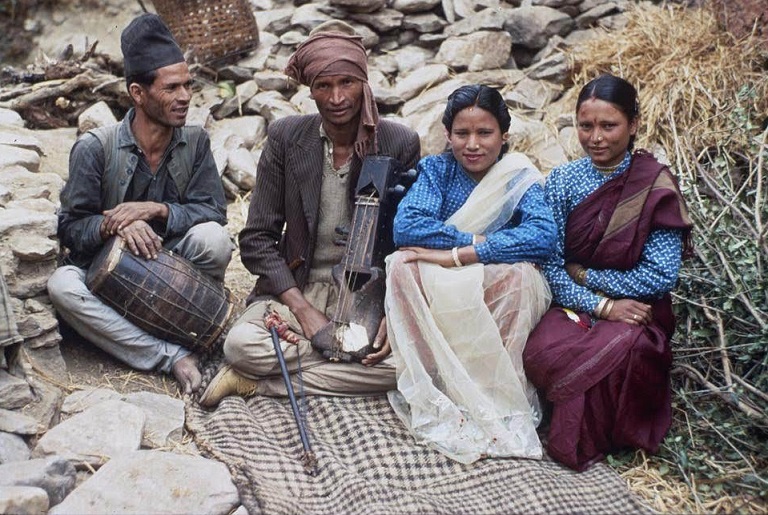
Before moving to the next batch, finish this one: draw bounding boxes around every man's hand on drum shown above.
[102,201,169,236]
[117,220,164,260]
[362,317,391,367]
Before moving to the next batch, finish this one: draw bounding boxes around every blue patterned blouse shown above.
[393,152,557,264]
[543,152,684,313]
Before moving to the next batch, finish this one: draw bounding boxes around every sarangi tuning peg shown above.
[397,168,418,185]
[387,184,406,196]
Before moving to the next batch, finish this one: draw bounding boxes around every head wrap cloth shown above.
[285,23,379,158]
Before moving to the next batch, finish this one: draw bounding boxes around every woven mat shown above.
[186,359,651,515]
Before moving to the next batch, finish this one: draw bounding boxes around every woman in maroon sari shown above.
[524,74,693,471]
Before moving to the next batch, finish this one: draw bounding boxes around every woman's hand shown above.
[605,298,653,325]
[400,246,454,267]
[400,245,479,267]
[565,262,585,284]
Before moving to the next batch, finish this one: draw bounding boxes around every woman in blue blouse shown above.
[383,84,557,463]
[523,74,692,471]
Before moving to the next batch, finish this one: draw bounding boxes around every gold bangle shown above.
[472,234,477,245]
[595,297,608,318]
[451,246,463,267]
[576,267,588,286]
[604,299,615,318]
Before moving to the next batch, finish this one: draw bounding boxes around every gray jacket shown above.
[57,109,227,267]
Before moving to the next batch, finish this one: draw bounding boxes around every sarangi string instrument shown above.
[311,155,417,362]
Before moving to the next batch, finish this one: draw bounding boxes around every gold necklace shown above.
[593,162,622,174]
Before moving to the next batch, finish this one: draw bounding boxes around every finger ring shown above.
[633,314,639,320]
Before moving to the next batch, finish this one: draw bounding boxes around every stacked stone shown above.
[192,0,634,195]
[0,107,68,513]
[0,106,65,400]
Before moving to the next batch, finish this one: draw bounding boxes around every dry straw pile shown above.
[571,2,768,152]
[566,3,767,513]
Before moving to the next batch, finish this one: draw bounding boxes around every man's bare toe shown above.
[172,355,202,394]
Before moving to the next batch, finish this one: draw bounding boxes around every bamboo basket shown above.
[151,0,259,65]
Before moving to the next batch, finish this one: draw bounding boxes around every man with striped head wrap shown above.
[200,20,421,407]
[285,20,379,160]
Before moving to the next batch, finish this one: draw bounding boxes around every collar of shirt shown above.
[319,123,350,177]
[121,108,183,161]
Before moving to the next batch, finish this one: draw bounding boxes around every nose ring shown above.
[597,136,603,141]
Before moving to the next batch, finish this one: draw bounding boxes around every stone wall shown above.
[0,111,65,385]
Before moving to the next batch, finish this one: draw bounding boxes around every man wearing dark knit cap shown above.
[48,13,233,394]
[200,20,421,407]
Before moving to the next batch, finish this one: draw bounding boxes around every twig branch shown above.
[0,80,65,103]
[715,249,767,329]
[693,150,759,242]
[680,389,768,486]
[685,241,764,331]
[1,70,107,111]
[754,125,767,241]
[673,365,767,423]
[732,374,768,404]
[699,296,732,388]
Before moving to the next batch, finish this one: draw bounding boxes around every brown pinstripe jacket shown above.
[239,114,421,304]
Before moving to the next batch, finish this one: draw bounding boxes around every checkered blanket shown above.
[186,364,650,515]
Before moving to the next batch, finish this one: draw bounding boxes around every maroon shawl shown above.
[565,150,693,270]
[524,151,692,471]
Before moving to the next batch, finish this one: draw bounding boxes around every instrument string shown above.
[332,206,357,325]
[333,191,378,331]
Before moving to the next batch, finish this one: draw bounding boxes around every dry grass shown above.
[620,449,767,514]
[570,2,768,154]
[223,192,256,306]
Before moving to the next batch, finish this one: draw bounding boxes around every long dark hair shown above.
[576,74,640,151]
[442,84,511,158]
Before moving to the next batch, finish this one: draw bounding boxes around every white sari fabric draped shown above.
[385,153,552,464]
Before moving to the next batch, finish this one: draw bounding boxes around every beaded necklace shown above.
[592,162,623,175]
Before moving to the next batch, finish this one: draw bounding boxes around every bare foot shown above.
[172,355,202,394]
